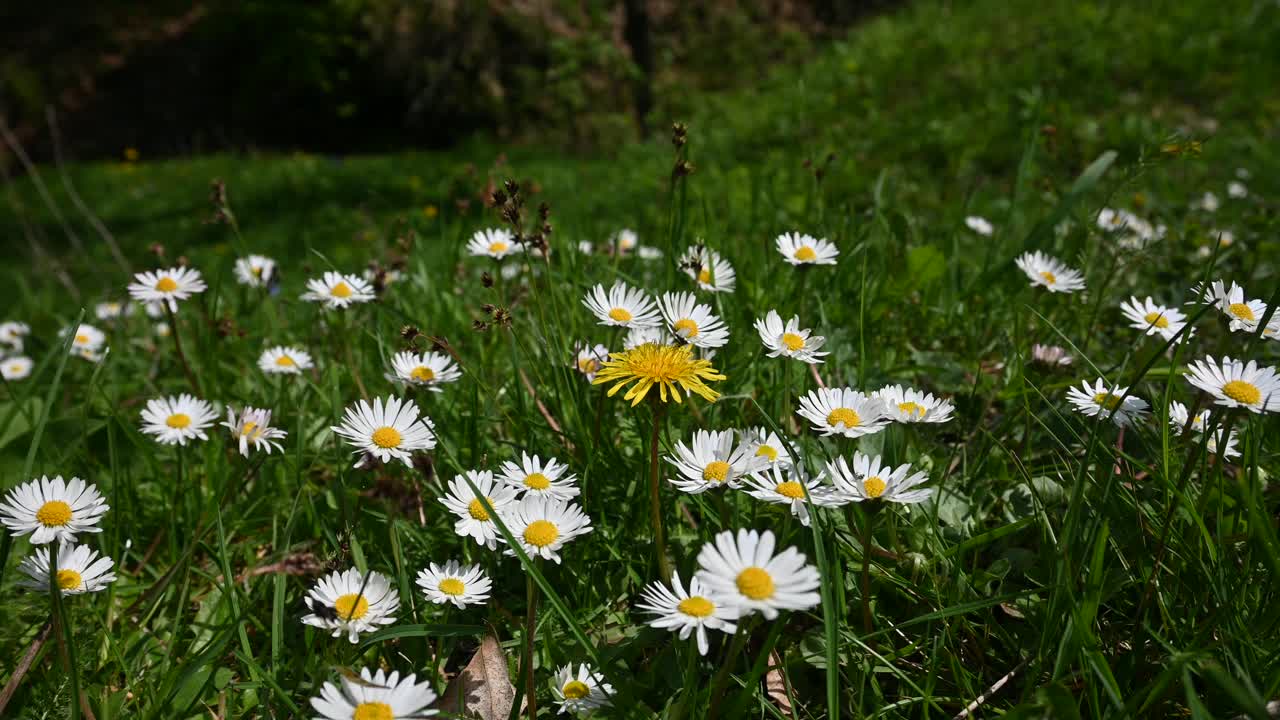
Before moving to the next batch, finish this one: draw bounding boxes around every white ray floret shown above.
[694,528,821,620]
[1184,356,1280,414]
[302,568,399,643]
[310,667,438,720]
[827,452,933,505]
[438,470,519,550]
[500,495,593,564]
[497,452,580,500]
[659,292,730,349]
[140,394,218,445]
[1065,379,1150,427]
[874,384,954,424]
[221,406,288,457]
[128,266,207,311]
[301,271,376,309]
[234,255,276,287]
[331,396,437,468]
[754,310,828,364]
[416,560,492,609]
[0,475,109,545]
[1015,251,1085,293]
[1119,296,1190,342]
[636,571,738,656]
[775,232,838,266]
[796,387,889,438]
[386,351,461,392]
[582,282,662,328]
[18,543,116,596]
[467,228,521,259]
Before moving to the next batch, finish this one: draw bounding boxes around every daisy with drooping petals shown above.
[1066,379,1150,427]
[302,568,399,643]
[128,266,207,311]
[796,387,888,438]
[741,426,794,469]
[2,356,32,381]
[386,351,461,392]
[498,452,579,500]
[258,346,313,375]
[301,271,375,309]
[416,560,491,609]
[439,470,519,550]
[1168,401,1239,460]
[234,255,276,288]
[874,384,954,424]
[1184,356,1280,414]
[0,475,109,544]
[1120,296,1190,342]
[140,394,218,445]
[571,342,610,382]
[582,282,661,329]
[310,667,438,720]
[18,543,116,595]
[592,342,724,406]
[552,664,614,717]
[680,245,736,293]
[1015,251,1085,293]
[776,232,838,266]
[742,466,839,526]
[658,292,730,349]
[754,310,828,364]
[965,216,994,236]
[827,453,932,505]
[0,321,29,351]
[500,495,593,564]
[636,571,738,656]
[221,406,287,457]
[467,228,520,259]
[695,528,821,620]
[666,429,762,494]
[332,396,436,468]
[1201,280,1268,333]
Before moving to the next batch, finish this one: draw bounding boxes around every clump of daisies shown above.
[302,568,399,643]
[140,394,219,445]
[331,395,436,467]
[755,310,828,364]
[301,271,375,309]
[386,350,461,392]
[776,231,838,266]
[1015,251,1085,293]
[1066,379,1150,427]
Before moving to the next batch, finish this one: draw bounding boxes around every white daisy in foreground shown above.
[659,292,729,349]
[94,301,132,320]
[796,387,889,438]
[0,321,29,350]
[1015,251,1085,293]
[310,667,438,720]
[742,466,839,526]
[695,528,821,620]
[128,266,207,311]
[1184,356,1280,414]
[1228,181,1248,199]
[827,453,932,505]
[965,216,994,236]
[636,571,738,655]
[582,282,661,328]
[2,356,32,381]
[258,346,314,375]
[0,475,109,545]
[776,232,838,266]
[681,245,736,293]
[571,342,610,382]
[301,271,375,309]
[1066,379,1150,427]
[18,543,116,596]
[741,426,793,469]
[221,406,287,457]
[501,495,593,563]
[623,325,671,349]
[553,664,613,717]
[1120,296,1190,342]
[1168,401,1239,460]
[416,560,491,609]
[498,452,579,500]
[332,396,436,468]
[874,384,955,424]
[234,254,276,288]
[302,568,399,643]
[1202,280,1268,333]
[1031,343,1073,367]
[439,470,519,550]
[386,351,461,392]
[63,323,106,355]
[667,429,762,493]
[754,310,828,364]
[467,228,520,259]
[140,394,218,445]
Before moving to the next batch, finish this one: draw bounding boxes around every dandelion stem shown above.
[649,401,672,580]
[165,304,201,395]
[523,569,539,720]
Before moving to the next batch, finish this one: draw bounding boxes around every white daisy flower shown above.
[301,271,376,309]
[1227,181,1248,199]
[636,571,738,656]
[364,266,404,286]
[1119,296,1190,342]
[332,396,437,468]
[1184,356,1280,414]
[140,394,218,445]
[552,664,613,717]
[582,282,662,329]
[658,292,729,349]
[754,310,828,364]
[571,342,610,382]
[302,568,399,643]
[2,355,32,380]
[1168,401,1239,460]
[18,543,116,595]
[467,228,520,259]
[1031,343,1073,367]
[498,452,579,500]
[874,384,954,424]
[742,466,840,526]
[310,667,438,720]
[826,452,932,505]
[1201,281,1268,333]
[666,429,763,494]
[623,325,671,349]
[775,232,838,266]
[500,495,593,564]
[258,346,313,375]
[234,255,276,288]
[0,475,109,544]
[611,228,639,254]
[1197,230,1237,258]
[143,302,167,319]
[0,321,29,350]
[796,387,889,438]
[694,528,821,620]
[1196,191,1220,212]
[416,560,491,609]
[438,470,519,550]
[127,266,207,311]
[740,426,794,469]
[1014,251,1085,293]
[220,406,287,457]
[1066,379,1150,427]
[637,245,664,260]
[94,301,132,320]
[680,245,736,293]
[577,240,594,254]
[386,351,461,392]
[62,323,106,354]
[153,322,170,339]
[965,216,994,236]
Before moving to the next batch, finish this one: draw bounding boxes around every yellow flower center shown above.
[775,481,805,499]
[697,268,711,284]
[251,265,263,277]
[1093,393,1122,411]
[608,307,633,323]
[489,241,509,254]
[56,569,82,591]
[898,401,927,417]
[75,334,90,345]
[333,593,369,620]
[438,578,466,596]
[755,444,778,462]
[795,246,817,262]
[36,500,73,526]
[330,282,353,299]
[702,461,731,483]
[240,421,259,438]
[1222,380,1261,405]
[524,472,551,490]
[677,596,716,617]
[735,567,775,600]
[1039,271,1057,285]
[467,497,493,521]
[523,519,560,547]
[1143,312,1170,329]
[781,332,805,351]
[863,476,887,498]
[275,355,296,367]
[166,413,191,429]
[155,276,178,292]
[353,702,393,720]
[1229,303,1255,321]
[410,365,435,382]
[827,408,860,428]
[577,357,599,374]
[562,680,591,700]
[673,318,700,338]
[371,426,402,449]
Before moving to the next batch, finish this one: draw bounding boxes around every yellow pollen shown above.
[275,355,296,367]
[898,401,927,417]
[352,702,393,720]
[438,578,466,596]
[154,276,178,292]
[488,241,509,254]
[240,421,259,438]
[677,596,716,617]
[863,476,887,498]
[330,282,353,299]
[1040,271,1057,285]
[735,567,775,600]
[697,268,711,284]
[608,307,633,323]
[523,519,560,547]
[75,334,90,344]
[781,332,805,351]
[370,426,402,449]
[410,365,435,382]
[1143,312,1170,329]
[333,593,369,620]
[755,444,779,462]
[166,413,191,429]
[251,266,263,276]
[775,481,805,499]
[562,680,591,700]
[56,569,82,591]
[36,500,73,526]
[1229,303,1255,321]
[703,461,731,483]
[1222,380,1261,405]
[1093,393,1122,411]
[467,497,493,521]
[577,357,599,374]
[827,408,861,428]
[524,472,551,490]
[673,318,700,338]
[795,246,817,262]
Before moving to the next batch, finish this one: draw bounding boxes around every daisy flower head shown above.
[128,266,207,311]
[1015,251,1085,293]
[796,387,889,438]
[416,560,491,609]
[2,355,32,381]
[694,528,821,620]
[637,245,663,260]
[965,216,994,236]
[310,667,438,720]
[571,342,610,382]
[94,300,132,320]
[301,271,375,309]
[498,452,580,500]
[1228,180,1248,199]
[681,245,736,293]
[386,351,461,392]
[611,228,639,255]
[467,227,520,259]
[776,232,838,266]
[666,429,763,494]
[258,345,314,375]
[439,470,519,550]
[1066,379,1150,427]
[623,325,671,350]
[742,465,840,526]
[234,254,276,288]
[18,543,116,595]
[741,426,794,469]
[1031,343,1073,367]
[501,495,593,564]
[592,342,725,406]
[582,281,661,329]
[1202,280,1268,333]
[0,321,29,350]
[0,475,109,544]
[874,384,954,424]
[1168,401,1239,460]
[63,323,106,356]
[1119,296,1190,342]
[302,568,399,643]
[221,406,287,457]
[636,571,738,655]
[659,292,730,349]
[754,310,828,364]
[827,452,932,505]
[1184,356,1280,414]
[1196,191,1220,213]
[553,664,614,717]
[332,396,436,468]
[140,394,218,445]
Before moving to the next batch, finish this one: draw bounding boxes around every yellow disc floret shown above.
[794,246,817,262]
[334,593,369,620]
[523,520,560,547]
[468,498,493,521]
[353,702,393,720]
[775,481,805,499]
[826,408,860,428]
[155,276,178,292]
[673,318,700,338]
[166,413,191,429]
[562,680,591,700]
[524,473,551,490]
[371,426,402,449]
[410,366,435,383]
[781,332,805,351]
[1143,312,1170,329]
[36,500,73,527]
[56,569,82,591]
[863,476,887,498]
[1222,380,1261,405]
[608,307,633,323]
[330,282,353,299]
[438,578,466,596]
[735,567,775,600]
[677,596,716,617]
[1228,303,1255,321]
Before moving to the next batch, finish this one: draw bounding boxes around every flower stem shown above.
[860,507,876,634]
[649,402,672,580]
[165,305,201,395]
[523,570,539,720]
[708,622,750,720]
[49,545,81,720]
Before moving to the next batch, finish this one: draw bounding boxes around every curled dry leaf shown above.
[765,650,794,714]
[432,633,518,720]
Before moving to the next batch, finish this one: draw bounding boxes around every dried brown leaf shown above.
[432,634,516,719]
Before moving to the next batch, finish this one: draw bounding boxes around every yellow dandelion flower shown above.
[592,343,725,406]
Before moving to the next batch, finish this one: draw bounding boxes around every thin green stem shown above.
[861,506,876,634]
[49,545,81,720]
[707,622,750,720]
[649,401,672,580]
[165,304,202,395]
[523,569,540,720]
